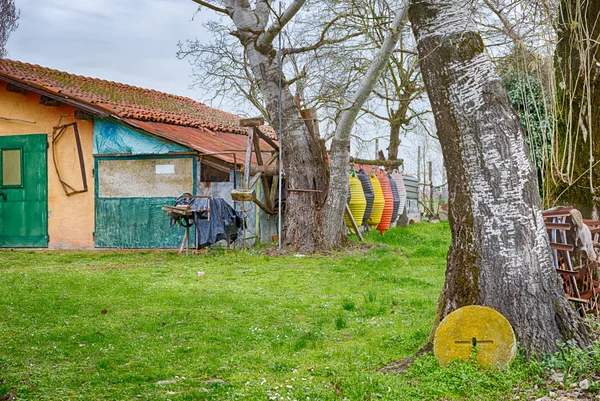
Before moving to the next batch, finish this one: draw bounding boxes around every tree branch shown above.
[257,0,306,51]
[281,32,363,56]
[191,0,229,15]
[392,48,417,55]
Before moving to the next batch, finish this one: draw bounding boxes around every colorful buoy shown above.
[376,171,394,235]
[368,173,384,229]
[391,170,407,217]
[345,173,367,233]
[388,175,401,225]
[356,168,374,226]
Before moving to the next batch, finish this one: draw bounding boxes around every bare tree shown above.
[0,0,19,58]
[410,0,591,352]
[183,0,411,252]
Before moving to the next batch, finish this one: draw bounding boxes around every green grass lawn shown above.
[0,223,596,400]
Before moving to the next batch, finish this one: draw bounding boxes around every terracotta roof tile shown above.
[0,59,277,139]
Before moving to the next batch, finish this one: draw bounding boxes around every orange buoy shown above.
[345,173,367,232]
[368,173,384,229]
[376,170,394,235]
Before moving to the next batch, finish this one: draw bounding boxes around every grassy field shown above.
[0,223,597,400]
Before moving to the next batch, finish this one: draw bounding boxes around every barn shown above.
[0,59,277,249]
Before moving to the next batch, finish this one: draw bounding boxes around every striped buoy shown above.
[376,170,394,235]
[345,173,367,232]
[356,168,374,226]
[389,175,401,225]
[368,173,385,229]
[391,170,407,217]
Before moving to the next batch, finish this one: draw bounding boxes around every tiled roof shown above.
[0,59,276,139]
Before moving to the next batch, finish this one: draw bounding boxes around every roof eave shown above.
[0,75,111,118]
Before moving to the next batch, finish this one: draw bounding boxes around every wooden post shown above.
[345,204,364,241]
[253,127,272,211]
[243,129,254,188]
[429,160,434,217]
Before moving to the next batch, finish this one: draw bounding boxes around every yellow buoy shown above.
[368,173,385,229]
[345,173,367,232]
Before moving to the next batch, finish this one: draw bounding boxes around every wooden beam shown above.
[231,189,257,201]
[39,95,61,107]
[6,83,27,95]
[550,242,574,251]
[249,152,279,189]
[231,189,274,215]
[75,110,95,121]
[221,148,273,153]
[240,116,265,127]
[250,165,279,176]
[270,172,278,211]
[350,157,403,168]
[243,129,254,188]
[345,204,364,241]
[255,127,280,151]
[545,222,571,230]
[253,127,272,211]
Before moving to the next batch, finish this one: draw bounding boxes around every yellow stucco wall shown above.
[0,82,95,248]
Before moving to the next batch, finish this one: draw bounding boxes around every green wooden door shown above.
[0,134,48,247]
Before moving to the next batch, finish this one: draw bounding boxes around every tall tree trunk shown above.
[228,1,330,253]
[324,2,409,249]
[387,109,403,161]
[387,93,413,160]
[409,0,591,352]
[552,0,600,218]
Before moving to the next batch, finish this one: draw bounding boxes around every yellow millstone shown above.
[433,305,516,368]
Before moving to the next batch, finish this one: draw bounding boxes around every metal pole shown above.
[277,1,283,250]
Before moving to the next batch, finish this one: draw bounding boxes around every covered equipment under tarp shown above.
[171,196,243,249]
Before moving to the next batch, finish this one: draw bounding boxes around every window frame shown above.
[0,147,24,188]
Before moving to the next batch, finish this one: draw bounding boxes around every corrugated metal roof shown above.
[124,119,275,166]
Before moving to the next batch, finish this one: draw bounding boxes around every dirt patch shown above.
[378,343,433,374]
[0,390,16,401]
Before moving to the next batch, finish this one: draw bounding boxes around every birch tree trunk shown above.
[225,0,330,253]
[409,0,591,352]
[324,3,409,249]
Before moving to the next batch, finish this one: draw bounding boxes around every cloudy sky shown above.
[7,0,211,99]
[5,0,442,179]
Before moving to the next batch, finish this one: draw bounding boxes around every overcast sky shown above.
[5,0,441,179]
[7,0,210,99]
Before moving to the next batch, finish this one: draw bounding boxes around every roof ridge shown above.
[3,58,206,105]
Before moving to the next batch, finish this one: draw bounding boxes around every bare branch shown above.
[191,0,229,15]
[257,0,306,50]
[392,48,417,55]
[282,32,363,56]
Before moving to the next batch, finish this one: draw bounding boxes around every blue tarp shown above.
[93,118,188,155]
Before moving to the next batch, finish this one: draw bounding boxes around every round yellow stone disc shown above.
[433,305,516,368]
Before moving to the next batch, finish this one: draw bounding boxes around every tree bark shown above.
[387,98,412,160]
[227,0,329,253]
[388,110,402,161]
[551,0,600,218]
[410,0,591,352]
